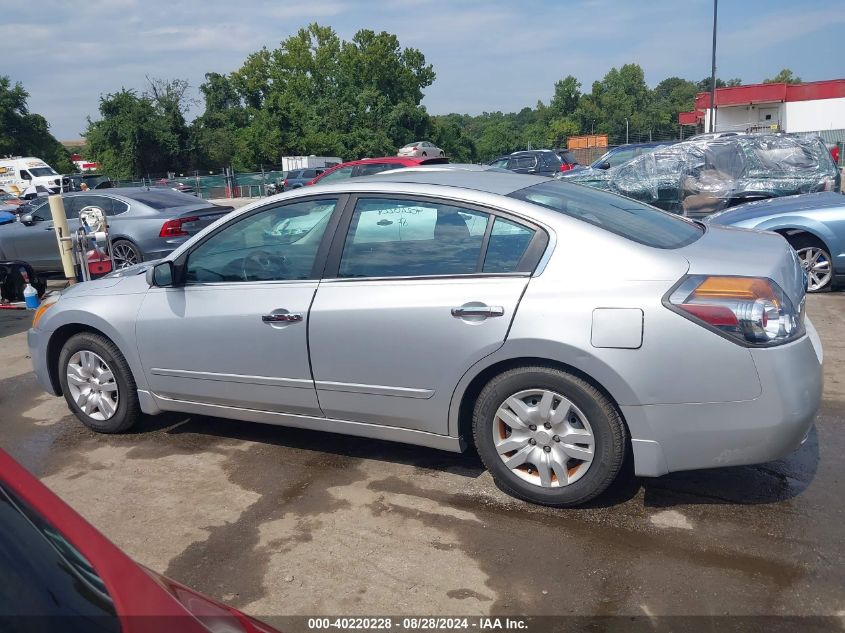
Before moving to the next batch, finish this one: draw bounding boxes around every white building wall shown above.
[703,104,785,132]
[783,97,845,132]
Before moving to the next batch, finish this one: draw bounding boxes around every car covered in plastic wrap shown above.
[559,134,841,218]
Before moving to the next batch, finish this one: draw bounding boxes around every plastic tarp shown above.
[561,134,840,217]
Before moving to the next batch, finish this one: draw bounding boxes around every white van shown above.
[0,157,63,196]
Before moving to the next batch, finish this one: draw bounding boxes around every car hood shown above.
[707,192,845,225]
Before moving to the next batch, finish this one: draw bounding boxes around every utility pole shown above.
[709,0,718,133]
[625,118,629,144]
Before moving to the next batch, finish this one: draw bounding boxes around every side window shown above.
[607,149,635,167]
[185,198,338,283]
[339,198,489,278]
[318,166,355,183]
[19,170,32,181]
[30,200,51,221]
[483,218,535,273]
[108,199,129,216]
[490,158,509,169]
[355,163,402,177]
[541,153,560,169]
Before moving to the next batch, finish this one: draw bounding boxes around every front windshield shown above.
[29,167,58,177]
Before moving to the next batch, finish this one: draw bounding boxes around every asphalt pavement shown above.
[1,293,844,624]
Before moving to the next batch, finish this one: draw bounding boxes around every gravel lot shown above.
[1,292,844,624]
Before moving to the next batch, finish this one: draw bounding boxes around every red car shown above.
[0,449,279,633]
[306,156,448,186]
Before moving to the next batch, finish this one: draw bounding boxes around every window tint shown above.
[508,181,703,249]
[301,169,317,179]
[540,153,561,169]
[186,198,337,283]
[603,148,636,167]
[339,198,488,278]
[19,170,32,180]
[490,158,509,169]
[0,484,119,632]
[122,189,197,209]
[483,218,535,273]
[511,156,538,170]
[109,199,130,216]
[356,163,402,177]
[29,200,51,221]
[319,166,355,183]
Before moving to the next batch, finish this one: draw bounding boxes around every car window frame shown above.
[169,194,349,286]
[321,193,549,282]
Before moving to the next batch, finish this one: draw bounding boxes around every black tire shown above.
[439,151,445,158]
[472,365,627,507]
[422,152,427,157]
[111,239,142,269]
[789,234,833,292]
[58,332,141,433]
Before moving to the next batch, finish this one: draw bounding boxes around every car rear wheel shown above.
[422,152,427,157]
[439,151,445,158]
[472,366,626,507]
[111,239,142,269]
[790,235,832,292]
[58,333,140,433]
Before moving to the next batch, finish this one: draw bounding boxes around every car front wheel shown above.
[472,366,627,507]
[58,332,141,433]
[790,235,832,292]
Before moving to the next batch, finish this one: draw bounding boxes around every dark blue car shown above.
[707,192,845,292]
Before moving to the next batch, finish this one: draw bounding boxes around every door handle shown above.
[262,313,303,323]
[451,306,505,318]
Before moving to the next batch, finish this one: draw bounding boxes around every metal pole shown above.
[709,0,718,133]
[625,118,629,144]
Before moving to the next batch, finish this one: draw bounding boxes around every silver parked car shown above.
[27,170,822,506]
[397,141,446,158]
[0,189,233,271]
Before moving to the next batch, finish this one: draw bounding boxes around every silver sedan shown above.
[27,170,822,506]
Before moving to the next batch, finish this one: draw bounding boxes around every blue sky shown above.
[3,0,842,140]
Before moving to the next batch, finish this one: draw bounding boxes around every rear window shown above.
[119,189,198,209]
[508,181,703,249]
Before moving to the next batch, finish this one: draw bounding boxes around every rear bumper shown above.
[624,317,823,477]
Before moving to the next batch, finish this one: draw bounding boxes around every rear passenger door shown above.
[308,195,546,435]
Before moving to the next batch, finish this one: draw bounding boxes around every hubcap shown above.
[112,243,138,269]
[492,389,595,488]
[66,351,119,421]
[797,246,831,291]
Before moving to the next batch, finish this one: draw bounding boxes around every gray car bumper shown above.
[624,317,824,477]
[28,326,59,396]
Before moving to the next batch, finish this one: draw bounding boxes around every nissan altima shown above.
[27,169,823,506]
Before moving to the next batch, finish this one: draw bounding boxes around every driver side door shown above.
[135,196,344,416]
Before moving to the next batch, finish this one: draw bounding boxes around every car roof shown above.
[337,156,434,167]
[352,166,547,195]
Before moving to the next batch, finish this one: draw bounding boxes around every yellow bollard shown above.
[48,195,76,285]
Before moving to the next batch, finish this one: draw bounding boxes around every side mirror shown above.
[146,261,175,288]
[20,214,34,226]
[598,161,611,170]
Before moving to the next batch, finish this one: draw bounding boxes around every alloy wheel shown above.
[797,246,832,291]
[492,389,595,488]
[65,350,119,421]
[112,242,139,269]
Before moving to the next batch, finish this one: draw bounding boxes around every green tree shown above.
[547,75,581,120]
[764,69,802,84]
[85,83,191,179]
[0,76,73,173]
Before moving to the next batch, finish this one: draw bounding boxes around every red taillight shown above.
[559,163,573,172]
[282,179,288,186]
[159,216,199,238]
[668,275,803,346]
[305,178,317,186]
